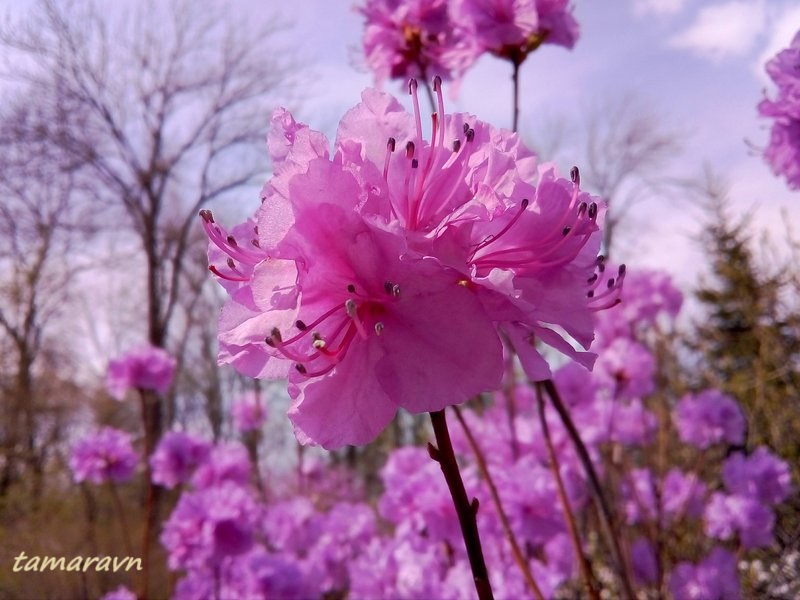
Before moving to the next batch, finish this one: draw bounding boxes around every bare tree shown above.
[0,0,296,434]
[0,100,97,500]
[580,95,680,258]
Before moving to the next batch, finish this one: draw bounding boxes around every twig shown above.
[453,406,545,600]
[429,409,494,600]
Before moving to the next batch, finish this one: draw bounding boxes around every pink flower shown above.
[231,393,268,433]
[704,492,775,549]
[669,547,741,600]
[106,344,176,400]
[69,427,138,484]
[758,30,800,189]
[358,0,476,85]
[451,0,578,63]
[150,431,211,489]
[204,79,615,448]
[673,389,745,450]
[721,448,792,507]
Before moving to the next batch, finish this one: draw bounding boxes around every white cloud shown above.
[754,4,800,85]
[669,1,766,61]
[632,0,687,17]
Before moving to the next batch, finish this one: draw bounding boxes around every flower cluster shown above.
[69,426,138,484]
[758,29,800,190]
[203,79,617,449]
[106,344,176,400]
[358,0,578,86]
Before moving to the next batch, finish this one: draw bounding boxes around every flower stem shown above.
[535,385,600,600]
[108,481,133,557]
[512,60,521,133]
[429,409,494,600]
[453,406,545,600]
[538,379,637,599]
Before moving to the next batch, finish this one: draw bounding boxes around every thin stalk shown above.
[429,409,494,600]
[108,481,133,557]
[512,60,521,133]
[453,406,545,600]
[535,386,600,600]
[538,379,636,599]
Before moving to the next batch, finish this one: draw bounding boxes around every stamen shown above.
[408,78,423,141]
[295,364,307,374]
[570,166,580,185]
[345,299,357,317]
[296,320,307,331]
[470,198,529,258]
[453,139,461,152]
[347,284,356,294]
[374,322,385,336]
[383,137,396,180]
[384,281,401,296]
[199,209,214,223]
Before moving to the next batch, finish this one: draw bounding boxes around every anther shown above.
[587,290,595,298]
[199,209,214,223]
[562,226,571,236]
[251,239,260,248]
[588,274,598,284]
[347,284,356,294]
[265,336,275,347]
[296,320,307,331]
[227,235,238,246]
[578,202,587,216]
[345,299,357,317]
[432,75,442,91]
[312,333,326,349]
[607,278,615,288]
[521,198,529,209]
[570,166,580,185]
[374,322,385,336]
[618,264,627,276]
[452,139,461,152]
[463,123,470,134]
[406,141,415,158]
[384,281,400,296]
[270,327,282,343]
[588,203,598,220]
[411,158,419,169]
[387,137,396,152]
[295,364,307,374]
[226,258,236,268]
[465,128,475,142]
[408,78,417,94]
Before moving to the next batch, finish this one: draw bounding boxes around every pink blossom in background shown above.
[450,0,578,63]
[100,586,137,600]
[721,448,792,506]
[673,389,745,450]
[106,344,176,400]
[150,431,211,489]
[358,0,475,85]
[231,393,268,432]
[69,427,138,484]
[190,442,252,489]
[161,482,261,571]
[668,547,742,600]
[703,492,775,550]
[204,80,616,448]
[758,30,800,190]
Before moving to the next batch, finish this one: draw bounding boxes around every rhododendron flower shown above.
[669,547,741,600]
[191,442,251,489]
[758,30,800,190]
[106,344,176,400]
[359,0,475,85]
[204,79,616,448]
[231,393,268,432]
[721,448,792,506]
[704,492,775,549]
[100,586,137,600]
[674,389,745,450]
[150,431,211,489]
[161,482,261,570]
[69,427,138,484]
[451,0,578,63]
